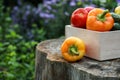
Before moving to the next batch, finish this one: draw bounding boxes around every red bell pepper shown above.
[71,8,88,28]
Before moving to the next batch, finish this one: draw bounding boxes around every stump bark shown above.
[35,38,120,80]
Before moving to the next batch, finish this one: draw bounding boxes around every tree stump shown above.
[35,38,120,80]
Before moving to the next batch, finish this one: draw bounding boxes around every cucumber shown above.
[111,22,120,31]
[110,13,120,22]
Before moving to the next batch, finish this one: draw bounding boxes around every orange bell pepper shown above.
[86,8,114,31]
[61,37,85,62]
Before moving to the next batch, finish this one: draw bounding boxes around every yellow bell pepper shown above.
[115,6,120,15]
[61,37,86,62]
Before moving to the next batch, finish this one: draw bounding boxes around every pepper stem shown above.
[97,9,109,22]
[69,45,79,55]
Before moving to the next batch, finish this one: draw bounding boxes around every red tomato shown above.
[71,8,88,28]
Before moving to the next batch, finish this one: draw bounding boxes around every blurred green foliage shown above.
[0,0,43,80]
[0,0,118,80]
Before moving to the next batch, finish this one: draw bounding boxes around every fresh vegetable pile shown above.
[111,6,120,30]
[71,6,120,31]
[61,6,120,62]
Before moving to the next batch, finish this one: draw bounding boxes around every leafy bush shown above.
[10,0,84,39]
[0,0,44,80]
[11,4,46,40]
[0,39,37,80]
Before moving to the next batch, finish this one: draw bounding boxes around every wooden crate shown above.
[65,25,120,61]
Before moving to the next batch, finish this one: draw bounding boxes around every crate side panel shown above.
[100,31,120,60]
[65,25,101,60]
